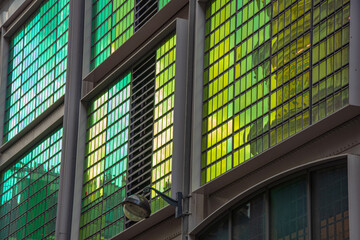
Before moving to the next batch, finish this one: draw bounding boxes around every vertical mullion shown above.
[265,190,270,240]
[307,171,312,240]
[228,211,232,240]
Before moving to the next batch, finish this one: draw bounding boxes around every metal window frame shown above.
[191,154,358,240]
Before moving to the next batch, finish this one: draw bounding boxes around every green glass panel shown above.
[4,0,70,143]
[80,72,130,240]
[91,0,134,69]
[201,0,350,184]
[151,34,176,212]
[0,128,63,239]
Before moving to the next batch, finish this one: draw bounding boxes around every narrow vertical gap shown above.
[126,54,156,228]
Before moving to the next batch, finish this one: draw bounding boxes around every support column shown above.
[0,28,9,147]
[55,0,85,239]
[348,155,360,240]
[182,0,196,239]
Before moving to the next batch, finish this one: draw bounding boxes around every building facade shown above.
[0,0,359,239]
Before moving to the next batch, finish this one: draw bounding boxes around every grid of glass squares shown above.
[91,0,134,69]
[201,0,351,184]
[202,0,271,184]
[151,34,176,212]
[91,0,172,69]
[4,0,70,143]
[270,0,311,148]
[0,128,63,239]
[80,73,131,239]
[81,32,176,238]
[311,0,350,122]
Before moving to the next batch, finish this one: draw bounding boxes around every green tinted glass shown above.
[4,0,70,143]
[0,128,63,239]
[201,0,350,184]
[91,0,134,69]
[81,32,177,239]
[151,34,176,212]
[80,73,131,240]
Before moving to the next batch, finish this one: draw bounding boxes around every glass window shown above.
[202,0,350,185]
[197,164,349,240]
[312,166,349,239]
[199,215,229,240]
[270,178,308,240]
[232,195,265,240]
[80,33,177,239]
[4,0,70,143]
[0,128,63,239]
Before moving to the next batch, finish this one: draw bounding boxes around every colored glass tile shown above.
[80,73,130,240]
[201,0,350,184]
[4,0,70,143]
[151,34,176,212]
[0,128,63,239]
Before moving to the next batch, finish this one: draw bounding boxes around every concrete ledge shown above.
[111,205,176,240]
[0,102,64,171]
[82,0,188,84]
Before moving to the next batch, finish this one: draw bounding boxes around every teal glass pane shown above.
[270,178,308,239]
[159,0,171,10]
[4,0,70,143]
[312,166,349,239]
[91,0,134,69]
[0,128,63,239]
[80,73,131,240]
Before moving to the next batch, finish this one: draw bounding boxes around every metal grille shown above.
[127,55,156,197]
[134,0,158,31]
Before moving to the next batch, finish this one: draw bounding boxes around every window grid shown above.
[198,165,348,240]
[151,34,176,212]
[80,73,131,240]
[0,128,63,239]
[270,0,311,148]
[202,0,272,184]
[311,0,350,123]
[81,33,176,239]
[201,0,351,185]
[91,0,172,70]
[4,0,70,143]
[91,0,134,70]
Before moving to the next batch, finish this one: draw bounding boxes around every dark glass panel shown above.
[270,177,308,240]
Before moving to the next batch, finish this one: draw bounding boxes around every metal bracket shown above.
[143,186,183,218]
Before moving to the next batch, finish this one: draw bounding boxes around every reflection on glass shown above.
[202,0,272,184]
[151,34,176,212]
[0,128,63,239]
[232,195,265,240]
[270,178,308,240]
[91,0,134,69]
[80,73,131,240]
[4,0,69,142]
[312,167,349,239]
[202,0,350,185]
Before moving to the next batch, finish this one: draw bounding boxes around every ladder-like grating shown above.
[126,55,156,228]
[134,0,158,31]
